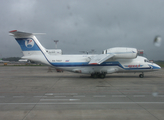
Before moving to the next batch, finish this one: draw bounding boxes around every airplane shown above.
[18,58,28,62]
[9,30,161,78]
[0,59,9,63]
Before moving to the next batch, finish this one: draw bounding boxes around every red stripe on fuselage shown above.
[89,63,98,65]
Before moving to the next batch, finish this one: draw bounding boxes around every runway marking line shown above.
[112,95,126,97]
[13,96,24,98]
[1,94,164,99]
[40,99,80,102]
[93,95,106,97]
[133,95,145,97]
[45,93,78,96]
[0,102,164,105]
[73,95,85,97]
[45,93,54,96]
[33,96,47,98]
[54,96,66,97]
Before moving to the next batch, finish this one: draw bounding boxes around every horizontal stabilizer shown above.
[89,54,114,65]
[9,30,45,38]
[9,30,33,37]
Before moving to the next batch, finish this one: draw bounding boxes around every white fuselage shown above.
[23,50,161,74]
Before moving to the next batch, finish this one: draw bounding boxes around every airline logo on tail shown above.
[15,38,40,51]
[25,39,34,48]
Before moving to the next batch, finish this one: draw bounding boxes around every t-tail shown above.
[9,30,50,65]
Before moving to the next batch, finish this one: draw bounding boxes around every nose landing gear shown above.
[139,73,144,78]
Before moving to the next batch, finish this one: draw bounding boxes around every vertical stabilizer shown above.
[9,30,46,55]
[9,30,50,65]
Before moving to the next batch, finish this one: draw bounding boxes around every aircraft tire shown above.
[99,74,105,79]
[139,74,144,78]
[91,74,94,78]
[92,74,98,79]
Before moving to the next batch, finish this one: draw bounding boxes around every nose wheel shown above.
[139,73,144,78]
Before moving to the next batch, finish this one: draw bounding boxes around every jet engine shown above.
[102,47,137,59]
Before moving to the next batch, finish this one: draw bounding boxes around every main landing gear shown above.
[139,72,144,78]
[91,73,106,79]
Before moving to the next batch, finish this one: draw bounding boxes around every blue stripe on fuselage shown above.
[50,61,120,67]
[50,61,151,70]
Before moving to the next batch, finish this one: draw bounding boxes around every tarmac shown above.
[0,66,164,120]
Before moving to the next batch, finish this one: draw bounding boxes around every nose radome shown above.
[149,63,161,70]
[157,64,161,69]
[154,64,161,69]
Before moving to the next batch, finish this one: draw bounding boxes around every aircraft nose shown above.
[157,64,161,69]
[148,63,161,70]
[153,63,161,70]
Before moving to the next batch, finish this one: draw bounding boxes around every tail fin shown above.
[9,30,46,56]
[9,30,51,65]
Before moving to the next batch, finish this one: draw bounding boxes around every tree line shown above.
[2,57,21,61]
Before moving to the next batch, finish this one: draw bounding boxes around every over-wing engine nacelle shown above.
[102,47,137,59]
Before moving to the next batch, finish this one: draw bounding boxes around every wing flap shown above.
[89,54,114,65]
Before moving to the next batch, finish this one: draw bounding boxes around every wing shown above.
[89,54,114,65]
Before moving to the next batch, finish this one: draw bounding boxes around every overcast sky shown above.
[0,0,164,60]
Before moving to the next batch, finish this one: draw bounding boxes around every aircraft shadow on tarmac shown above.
[17,75,161,79]
[80,75,161,79]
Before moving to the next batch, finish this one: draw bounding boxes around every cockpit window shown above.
[144,59,150,62]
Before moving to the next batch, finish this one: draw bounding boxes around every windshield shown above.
[144,59,149,62]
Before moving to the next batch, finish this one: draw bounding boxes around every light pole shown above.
[54,40,59,49]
